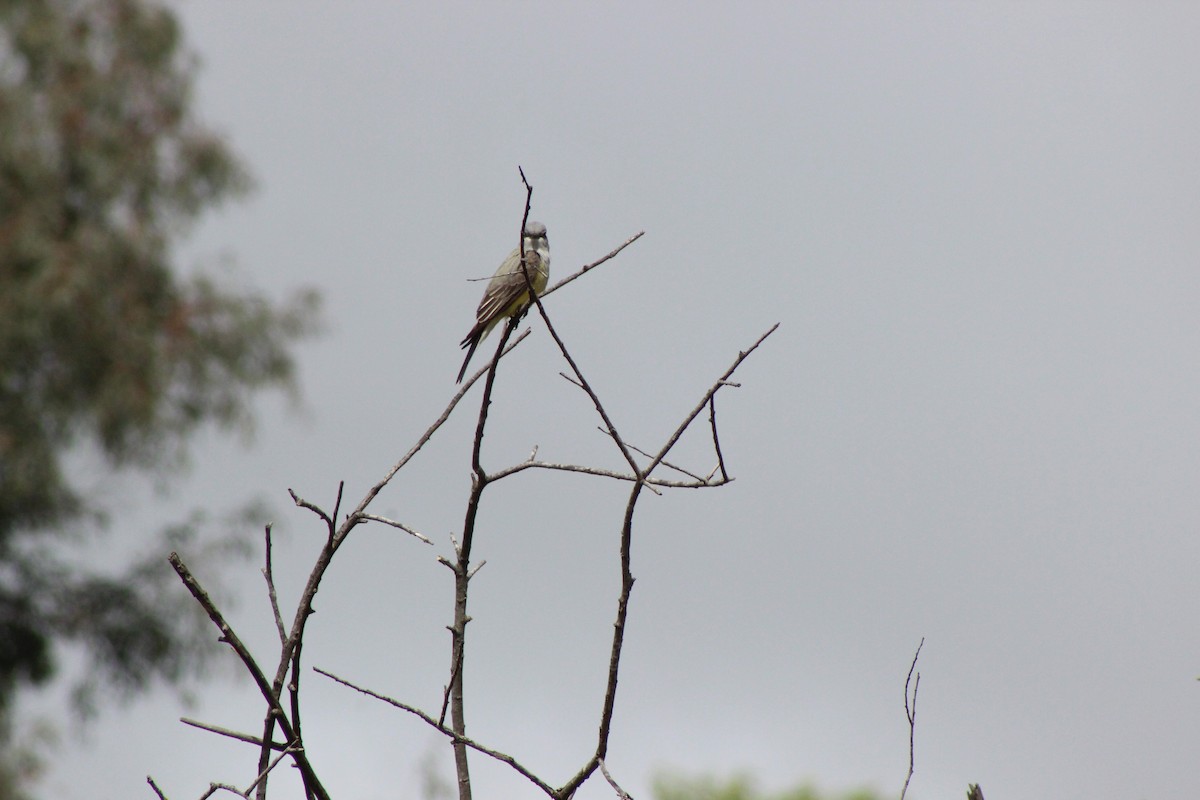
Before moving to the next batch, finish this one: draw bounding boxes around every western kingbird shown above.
[456,221,551,383]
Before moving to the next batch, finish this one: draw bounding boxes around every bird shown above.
[456,221,551,383]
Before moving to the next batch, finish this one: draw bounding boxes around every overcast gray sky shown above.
[24,2,1200,799]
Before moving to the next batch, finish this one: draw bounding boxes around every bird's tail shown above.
[456,335,480,384]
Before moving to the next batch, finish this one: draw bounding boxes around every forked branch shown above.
[169,176,773,800]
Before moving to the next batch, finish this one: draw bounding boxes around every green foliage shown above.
[0,0,319,761]
[652,772,884,800]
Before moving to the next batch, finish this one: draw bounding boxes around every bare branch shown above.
[542,231,646,299]
[315,667,557,797]
[169,554,285,721]
[643,324,778,479]
[443,314,528,800]
[170,206,762,800]
[242,745,303,799]
[147,776,168,800]
[198,782,244,799]
[287,489,332,528]
[180,717,285,750]
[518,166,533,257]
[602,431,709,484]
[262,525,287,646]
[438,655,457,729]
[167,553,330,800]
[337,329,529,540]
[561,324,778,797]
[179,749,298,800]
[901,637,925,800]
[330,481,344,529]
[286,637,306,777]
[530,295,641,477]
[354,512,433,544]
[599,759,634,800]
[708,396,729,483]
[170,220,660,800]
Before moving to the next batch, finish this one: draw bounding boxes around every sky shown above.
[21,2,1200,799]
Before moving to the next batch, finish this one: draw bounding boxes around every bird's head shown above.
[523,221,548,246]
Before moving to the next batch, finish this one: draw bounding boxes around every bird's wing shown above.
[474,248,540,324]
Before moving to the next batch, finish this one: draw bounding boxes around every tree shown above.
[0,0,318,789]
[154,175,777,799]
[652,774,884,800]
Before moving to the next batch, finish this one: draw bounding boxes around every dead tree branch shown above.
[167,553,329,800]
[315,667,557,797]
[901,637,924,800]
[169,173,772,800]
[599,759,634,800]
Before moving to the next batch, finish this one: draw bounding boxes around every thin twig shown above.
[180,717,285,750]
[330,481,344,532]
[288,636,306,771]
[542,231,645,299]
[287,489,332,527]
[518,166,533,257]
[354,513,433,544]
[315,667,556,797]
[708,396,729,482]
[439,622,466,729]
[263,525,287,646]
[599,759,634,800]
[643,324,778,479]
[526,267,640,477]
[198,782,243,799]
[147,776,168,800]
[901,637,924,800]
[600,431,708,483]
[336,328,528,543]
[242,745,303,798]
[486,459,726,489]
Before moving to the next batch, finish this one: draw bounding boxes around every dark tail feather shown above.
[456,336,480,383]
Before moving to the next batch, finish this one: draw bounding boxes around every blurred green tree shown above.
[0,0,318,793]
[652,773,884,800]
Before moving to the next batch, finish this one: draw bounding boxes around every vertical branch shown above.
[708,396,729,482]
[517,166,533,255]
[447,539,474,800]
[596,487,640,755]
[289,636,306,759]
[557,421,645,798]
[900,637,924,800]
[263,525,287,646]
[447,317,519,800]
[446,175,534,799]
[256,481,342,800]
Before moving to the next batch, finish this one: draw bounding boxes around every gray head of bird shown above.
[524,221,548,241]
